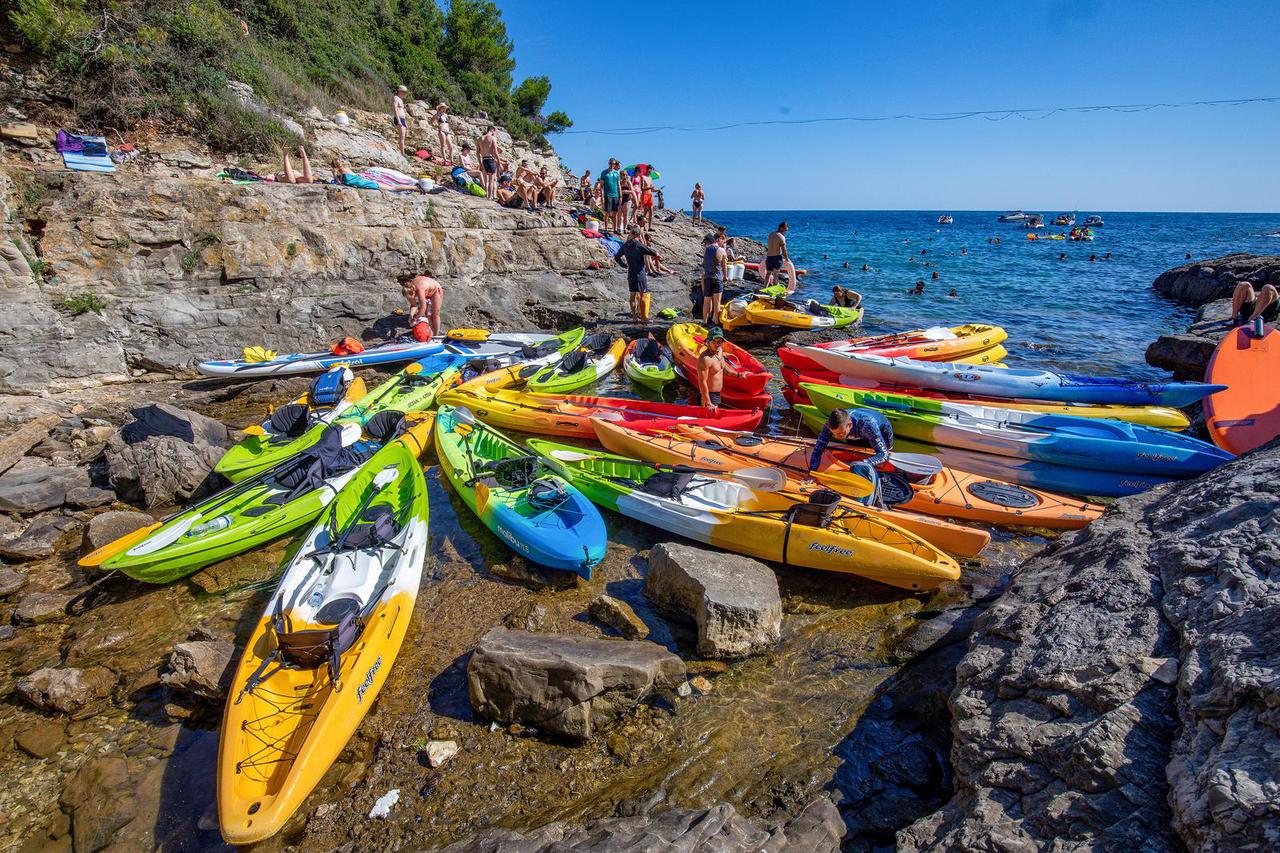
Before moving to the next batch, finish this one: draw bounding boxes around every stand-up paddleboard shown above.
[1204,322,1279,454]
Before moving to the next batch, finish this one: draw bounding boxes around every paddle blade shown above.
[886,452,943,481]
[475,480,490,512]
[373,466,400,488]
[548,448,597,462]
[78,522,162,567]
[812,469,875,499]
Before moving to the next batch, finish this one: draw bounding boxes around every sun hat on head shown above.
[705,326,725,342]
[397,85,408,92]
[436,102,448,110]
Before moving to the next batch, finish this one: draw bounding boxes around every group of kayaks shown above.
[78,310,1264,845]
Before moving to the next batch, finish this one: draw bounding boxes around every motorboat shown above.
[1053,212,1076,226]
[1084,215,1104,227]
[998,210,1032,223]
[1023,213,1045,229]
[937,214,953,225]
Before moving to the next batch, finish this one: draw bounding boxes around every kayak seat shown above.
[805,300,832,317]
[557,348,589,375]
[482,456,539,489]
[527,478,571,511]
[787,489,842,528]
[365,410,408,443]
[634,337,663,365]
[341,504,399,550]
[580,331,612,354]
[640,469,696,499]
[465,357,505,381]
[239,601,362,699]
[268,404,311,438]
[521,340,558,359]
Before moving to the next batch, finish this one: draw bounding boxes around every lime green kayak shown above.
[525,334,625,394]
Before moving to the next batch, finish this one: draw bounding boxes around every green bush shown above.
[56,291,105,315]
[3,0,568,153]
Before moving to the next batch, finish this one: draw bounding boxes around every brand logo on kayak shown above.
[1136,452,1178,462]
[954,373,979,382]
[808,542,854,557]
[357,656,382,703]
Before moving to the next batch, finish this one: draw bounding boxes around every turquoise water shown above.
[706,210,1280,378]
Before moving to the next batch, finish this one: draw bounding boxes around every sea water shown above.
[707,210,1279,379]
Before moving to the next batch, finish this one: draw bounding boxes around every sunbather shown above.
[277,146,314,184]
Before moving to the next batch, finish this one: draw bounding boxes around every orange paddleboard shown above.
[1204,324,1280,454]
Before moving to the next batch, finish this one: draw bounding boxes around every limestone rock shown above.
[899,440,1280,852]
[83,510,154,553]
[0,564,27,597]
[467,628,685,740]
[502,601,547,632]
[425,739,459,768]
[645,542,781,660]
[16,666,116,716]
[0,412,61,475]
[0,514,79,560]
[0,466,92,514]
[118,403,231,448]
[588,594,648,639]
[59,754,138,852]
[14,588,73,623]
[1153,254,1280,304]
[161,639,237,701]
[439,796,845,852]
[107,435,224,508]
[15,720,66,758]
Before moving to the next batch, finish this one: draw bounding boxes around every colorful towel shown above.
[361,166,417,188]
[60,132,114,172]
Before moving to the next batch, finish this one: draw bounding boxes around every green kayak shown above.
[525,333,624,394]
[81,414,432,583]
[622,337,677,391]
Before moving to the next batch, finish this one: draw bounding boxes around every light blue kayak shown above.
[798,348,1227,408]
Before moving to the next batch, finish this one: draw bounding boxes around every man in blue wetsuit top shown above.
[808,408,894,472]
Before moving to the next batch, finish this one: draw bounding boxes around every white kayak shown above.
[796,347,1227,408]
[197,332,560,378]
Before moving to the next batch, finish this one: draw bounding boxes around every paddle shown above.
[543,448,787,492]
[684,437,875,498]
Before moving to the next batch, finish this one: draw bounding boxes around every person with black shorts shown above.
[615,225,661,323]
[1232,279,1279,325]
[477,125,502,199]
[701,233,727,323]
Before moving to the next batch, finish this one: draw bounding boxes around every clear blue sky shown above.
[498,0,1279,212]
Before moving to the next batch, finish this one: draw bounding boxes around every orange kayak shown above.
[1204,323,1279,454]
[592,419,1101,531]
[590,418,992,557]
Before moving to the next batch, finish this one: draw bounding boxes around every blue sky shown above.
[499,0,1279,211]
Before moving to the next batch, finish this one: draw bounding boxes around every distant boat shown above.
[998,210,1032,223]
[1023,214,1045,229]
[1053,211,1076,226]
[1084,215,1104,227]
[937,214,953,225]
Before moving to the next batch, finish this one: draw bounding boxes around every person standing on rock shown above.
[701,233,727,324]
[392,86,409,154]
[434,103,456,163]
[764,221,797,293]
[691,183,705,224]
[619,170,637,231]
[615,225,661,323]
[602,159,623,232]
[697,326,726,412]
[638,168,655,230]
[579,170,592,203]
[477,126,503,199]
[402,274,444,339]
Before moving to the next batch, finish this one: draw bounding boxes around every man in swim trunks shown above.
[1231,279,1279,325]
[614,224,661,323]
[401,274,444,338]
[638,168,655,229]
[477,126,502,199]
[392,86,409,153]
[765,221,797,293]
[537,166,559,208]
[579,170,592,202]
[602,159,623,232]
[697,326,726,412]
[691,183,704,223]
[702,233,727,324]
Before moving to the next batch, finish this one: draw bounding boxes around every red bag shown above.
[411,320,432,343]
[330,336,365,356]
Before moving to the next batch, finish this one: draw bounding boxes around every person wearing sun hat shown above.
[392,85,409,153]
[434,102,455,162]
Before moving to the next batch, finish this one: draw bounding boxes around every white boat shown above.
[937,214,953,225]
[997,210,1031,223]
[1023,214,1045,229]
[1084,215,1104,227]
[1053,212,1076,226]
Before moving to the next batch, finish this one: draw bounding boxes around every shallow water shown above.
[709,210,1280,377]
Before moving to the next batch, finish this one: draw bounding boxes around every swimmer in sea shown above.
[1090,254,1097,262]
[1058,252,1066,260]
[860,263,869,271]
[961,247,967,256]
[931,270,939,280]
[948,288,958,298]
[909,281,925,295]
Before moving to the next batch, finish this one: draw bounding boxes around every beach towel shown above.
[597,235,624,255]
[217,167,265,184]
[581,229,602,238]
[361,167,417,189]
[60,132,114,173]
[340,173,380,190]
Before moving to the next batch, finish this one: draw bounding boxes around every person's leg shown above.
[406,291,419,324]
[430,293,442,336]
[282,151,297,184]
[299,147,313,183]
[1232,282,1257,320]
[398,121,406,153]
[784,259,798,293]
[1250,284,1278,320]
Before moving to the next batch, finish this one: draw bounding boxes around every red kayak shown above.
[668,323,771,396]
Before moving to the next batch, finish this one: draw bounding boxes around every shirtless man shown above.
[476,126,502,199]
[638,169,655,229]
[764,221,798,293]
[392,86,409,153]
[402,274,444,338]
[579,170,592,202]
[696,326,726,412]
[690,183,704,224]
[537,166,559,207]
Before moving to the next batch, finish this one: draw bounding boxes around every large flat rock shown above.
[645,542,781,660]
[467,628,685,740]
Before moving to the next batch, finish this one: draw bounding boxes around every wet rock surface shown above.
[899,441,1280,852]
[646,543,782,660]
[467,627,686,740]
[588,594,648,639]
[161,637,237,702]
[82,509,154,553]
[16,666,116,717]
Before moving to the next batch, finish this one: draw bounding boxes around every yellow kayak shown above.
[720,296,863,331]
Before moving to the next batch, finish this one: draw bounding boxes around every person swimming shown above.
[909,281,925,295]
[948,288,958,298]
[931,270,939,280]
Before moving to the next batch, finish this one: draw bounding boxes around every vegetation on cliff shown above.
[2,0,570,151]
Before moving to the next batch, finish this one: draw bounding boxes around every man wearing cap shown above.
[392,85,409,153]
[697,326,726,412]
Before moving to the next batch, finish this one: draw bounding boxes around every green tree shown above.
[512,75,550,118]
[543,110,572,135]
[442,0,514,87]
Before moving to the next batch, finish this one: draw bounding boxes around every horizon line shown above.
[694,208,1280,216]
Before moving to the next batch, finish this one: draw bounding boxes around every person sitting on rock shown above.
[458,143,482,179]
[494,172,522,208]
[536,166,559,208]
[277,146,314,184]
[401,274,444,338]
[512,160,540,210]
[1231,279,1279,325]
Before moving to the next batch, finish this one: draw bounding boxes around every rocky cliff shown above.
[1146,254,1280,379]
[898,438,1280,851]
[1,107,733,394]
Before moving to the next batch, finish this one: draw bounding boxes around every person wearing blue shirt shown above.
[808,408,894,471]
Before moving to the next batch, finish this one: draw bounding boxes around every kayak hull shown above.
[668,323,772,397]
[1204,324,1279,454]
[622,339,677,390]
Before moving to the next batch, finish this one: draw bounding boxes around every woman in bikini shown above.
[434,103,456,163]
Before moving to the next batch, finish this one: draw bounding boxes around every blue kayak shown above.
[799,348,1227,408]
